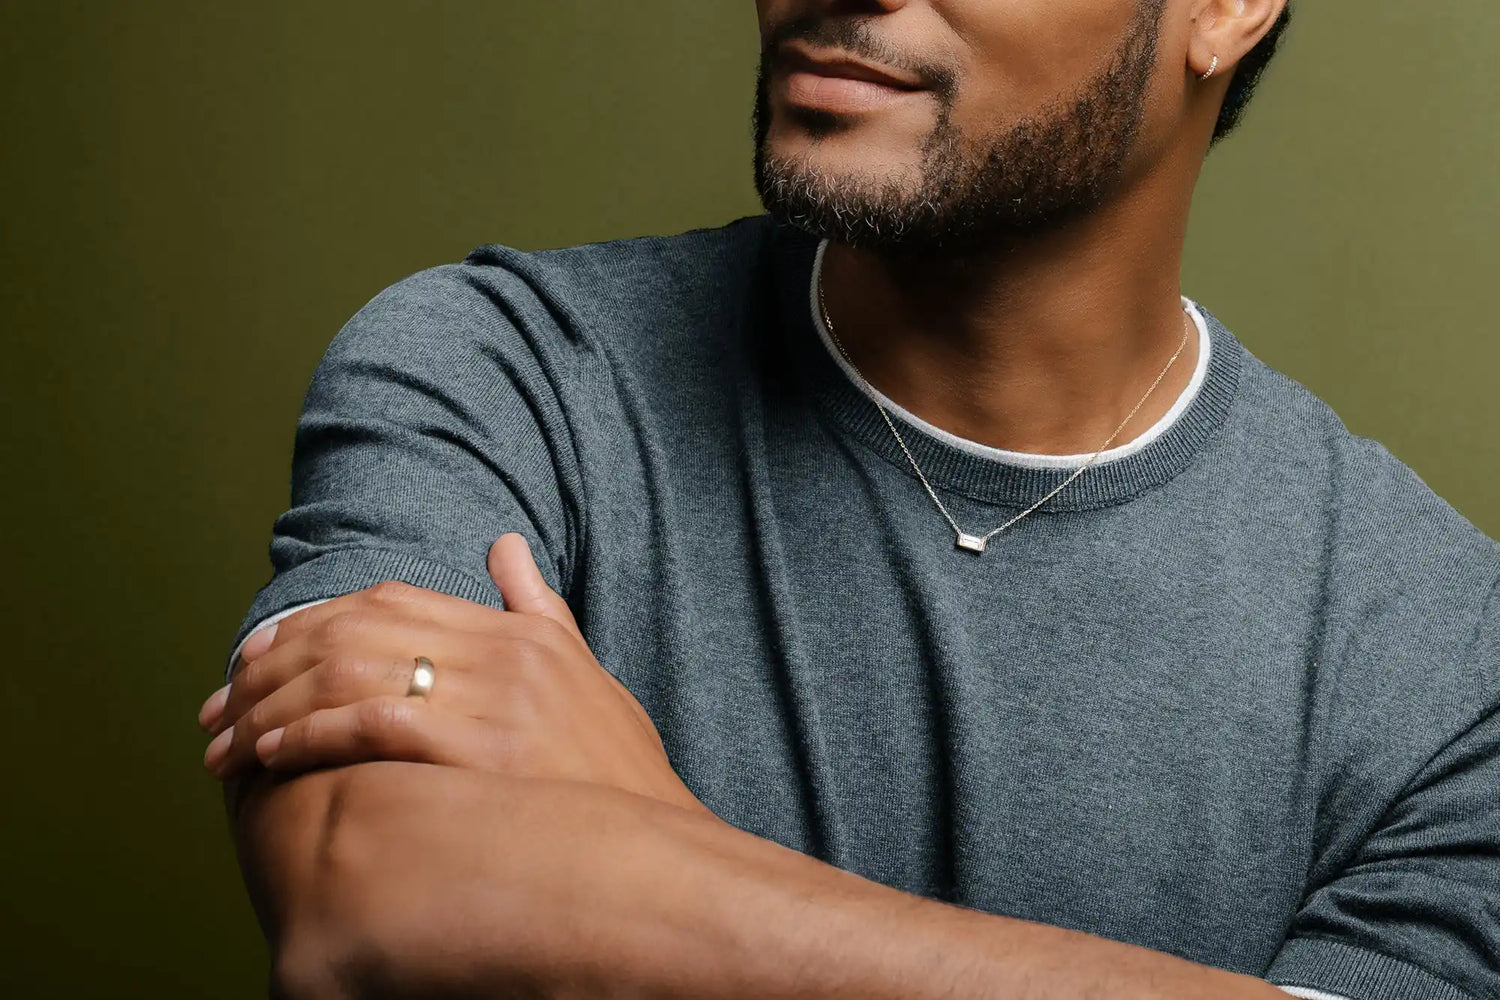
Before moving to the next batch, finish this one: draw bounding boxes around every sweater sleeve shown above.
[224,260,588,682]
[1266,579,1500,1000]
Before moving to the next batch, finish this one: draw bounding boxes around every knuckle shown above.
[365,580,418,608]
[232,657,263,695]
[356,697,413,747]
[262,601,319,644]
[529,616,573,649]
[292,711,319,748]
[238,700,267,739]
[319,610,367,648]
[321,654,371,694]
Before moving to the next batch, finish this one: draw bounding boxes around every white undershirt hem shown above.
[225,596,335,680]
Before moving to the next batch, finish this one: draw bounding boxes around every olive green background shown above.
[1,2,1494,995]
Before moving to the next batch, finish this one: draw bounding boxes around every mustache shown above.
[760,14,958,100]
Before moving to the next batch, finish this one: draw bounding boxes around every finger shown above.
[215,619,340,738]
[213,604,499,743]
[486,534,653,743]
[246,580,528,667]
[209,650,455,779]
[488,533,582,641]
[232,600,352,680]
[202,620,280,731]
[215,584,512,737]
[197,683,231,732]
[240,621,280,663]
[219,601,358,735]
[254,696,499,775]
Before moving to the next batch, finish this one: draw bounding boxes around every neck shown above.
[818,156,1201,456]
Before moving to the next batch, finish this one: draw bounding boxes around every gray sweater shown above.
[232,216,1500,998]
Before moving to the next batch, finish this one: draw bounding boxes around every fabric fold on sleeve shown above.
[225,260,590,683]
[1266,577,1500,999]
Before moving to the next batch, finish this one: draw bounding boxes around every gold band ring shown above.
[407,656,436,699]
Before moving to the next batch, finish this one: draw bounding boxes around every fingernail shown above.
[203,726,233,775]
[198,684,230,731]
[257,727,285,761]
[240,622,279,662]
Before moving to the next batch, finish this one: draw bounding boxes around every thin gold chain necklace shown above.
[817,269,1193,554]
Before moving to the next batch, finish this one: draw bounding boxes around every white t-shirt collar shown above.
[808,239,1212,471]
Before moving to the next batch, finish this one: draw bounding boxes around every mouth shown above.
[775,40,930,114]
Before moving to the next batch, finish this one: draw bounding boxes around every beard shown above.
[753,2,1167,256]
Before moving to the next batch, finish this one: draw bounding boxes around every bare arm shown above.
[252,760,1284,1000]
[221,764,376,999]
[616,808,1290,1000]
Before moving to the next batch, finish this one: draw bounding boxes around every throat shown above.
[813,243,1204,461]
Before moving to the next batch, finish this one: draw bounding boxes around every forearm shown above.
[224,764,403,1000]
[222,766,332,948]
[243,763,1284,1000]
[568,803,1287,1000]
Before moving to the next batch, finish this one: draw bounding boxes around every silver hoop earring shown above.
[1199,55,1219,81]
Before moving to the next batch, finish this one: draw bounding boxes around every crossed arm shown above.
[207,536,1289,1000]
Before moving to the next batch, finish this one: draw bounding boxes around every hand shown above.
[199,534,709,816]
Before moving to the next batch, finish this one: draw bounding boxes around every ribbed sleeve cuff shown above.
[1268,937,1479,1000]
[224,548,505,682]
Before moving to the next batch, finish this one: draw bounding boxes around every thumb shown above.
[488,533,582,640]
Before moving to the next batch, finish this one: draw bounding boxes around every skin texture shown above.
[233,763,1293,1000]
[207,1,1296,997]
[757,0,1284,456]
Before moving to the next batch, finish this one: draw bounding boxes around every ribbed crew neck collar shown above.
[772,222,1243,512]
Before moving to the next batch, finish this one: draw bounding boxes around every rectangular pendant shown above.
[956,533,988,553]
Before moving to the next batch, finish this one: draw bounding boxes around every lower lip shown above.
[782,69,925,113]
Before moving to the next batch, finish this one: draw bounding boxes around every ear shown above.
[1187,0,1289,83]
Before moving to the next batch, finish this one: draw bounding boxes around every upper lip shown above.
[778,40,927,91]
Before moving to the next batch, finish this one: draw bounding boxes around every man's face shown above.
[753,0,1172,255]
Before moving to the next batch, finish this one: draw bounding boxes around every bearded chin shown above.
[755,150,950,252]
[751,75,973,255]
[753,115,1106,256]
[751,2,1163,257]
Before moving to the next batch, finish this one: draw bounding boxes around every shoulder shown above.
[457,214,778,354]
[1232,343,1495,566]
[1222,329,1500,692]
[312,215,779,407]
[473,214,777,293]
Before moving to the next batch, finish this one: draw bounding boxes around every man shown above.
[199,1,1500,997]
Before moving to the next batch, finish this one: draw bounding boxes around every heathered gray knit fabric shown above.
[231,216,1500,997]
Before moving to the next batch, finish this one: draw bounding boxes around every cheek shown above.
[943,1,1144,125]
[1139,14,1190,121]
